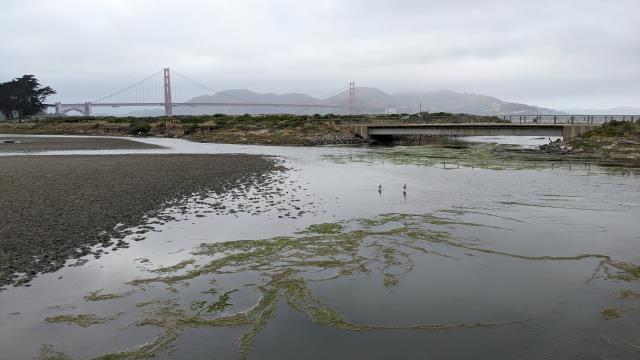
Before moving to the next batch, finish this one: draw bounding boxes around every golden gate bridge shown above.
[48,68,639,124]
[50,68,358,116]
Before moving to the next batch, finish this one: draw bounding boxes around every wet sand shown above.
[0,153,280,288]
[0,136,162,152]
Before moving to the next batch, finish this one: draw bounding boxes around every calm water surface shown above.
[1,136,639,359]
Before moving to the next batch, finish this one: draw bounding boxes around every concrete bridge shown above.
[352,123,601,140]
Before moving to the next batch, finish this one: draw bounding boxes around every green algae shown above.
[383,273,400,287]
[38,345,71,360]
[300,222,343,234]
[601,308,623,320]
[45,313,120,328]
[607,262,640,282]
[190,300,207,311]
[38,345,72,360]
[52,212,640,359]
[84,289,134,302]
[150,259,196,274]
[191,289,239,315]
[323,143,563,171]
[618,289,640,300]
[325,142,640,174]
[202,288,219,295]
[209,290,238,312]
[280,277,534,332]
[237,287,279,358]
[92,288,278,360]
[106,272,536,360]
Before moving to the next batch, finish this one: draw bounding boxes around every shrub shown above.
[584,120,639,138]
[183,124,199,135]
[128,120,151,135]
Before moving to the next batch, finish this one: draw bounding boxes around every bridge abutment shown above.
[562,125,595,139]
[352,125,369,139]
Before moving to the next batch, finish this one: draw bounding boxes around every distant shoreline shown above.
[1,114,639,163]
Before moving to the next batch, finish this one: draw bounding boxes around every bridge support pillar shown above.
[54,102,62,115]
[84,102,92,116]
[163,68,173,116]
[352,125,369,139]
[562,125,595,139]
[349,81,355,116]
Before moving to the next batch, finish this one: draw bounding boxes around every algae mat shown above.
[39,212,640,359]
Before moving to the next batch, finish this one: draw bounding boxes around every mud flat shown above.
[0,153,281,288]
[0,135,162,152]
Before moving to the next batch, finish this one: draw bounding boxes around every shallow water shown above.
[1,136,639,359]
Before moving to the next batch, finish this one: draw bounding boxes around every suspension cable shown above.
[171,70,257,104]
[93,69,163,103]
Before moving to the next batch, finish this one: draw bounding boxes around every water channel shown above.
[1,136,639,359]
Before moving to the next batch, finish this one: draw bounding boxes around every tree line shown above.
[0,75,55,119]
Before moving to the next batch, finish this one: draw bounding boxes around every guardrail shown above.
[498,114,638,125]
[341,114,639,126]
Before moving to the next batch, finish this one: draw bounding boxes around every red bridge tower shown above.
[163,68,172,116]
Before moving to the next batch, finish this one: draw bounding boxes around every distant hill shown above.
[151,89,325,116]
[295,87,562,115]
[190,89,322,105]
[121,87,574,116]
[322,87,395,112]
[391,90,563,115]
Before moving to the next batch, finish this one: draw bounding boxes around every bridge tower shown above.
[83,102,92,116]
[349,81,355,116]
[163,68,173,116]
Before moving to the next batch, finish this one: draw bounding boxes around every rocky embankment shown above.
[540,121,640,162]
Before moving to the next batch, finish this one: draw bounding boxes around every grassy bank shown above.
[0,114,365,145]
[0,113,505,146]
[542,120,640,161]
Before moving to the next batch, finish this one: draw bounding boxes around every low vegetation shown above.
[128,120,151,135]
[0,113,505,146]
[542,120,640,161]
[582,120,640,139]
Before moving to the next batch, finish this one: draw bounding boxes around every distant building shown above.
[385,107,398,115]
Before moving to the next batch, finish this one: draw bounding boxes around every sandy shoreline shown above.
[0,145,281,288]
[0,135,162,152]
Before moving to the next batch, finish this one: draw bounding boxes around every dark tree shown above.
[0,75,56,119]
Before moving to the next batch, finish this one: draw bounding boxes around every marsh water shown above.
[1,136,640,359]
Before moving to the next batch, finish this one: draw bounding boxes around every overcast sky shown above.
[1,0,639,109]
